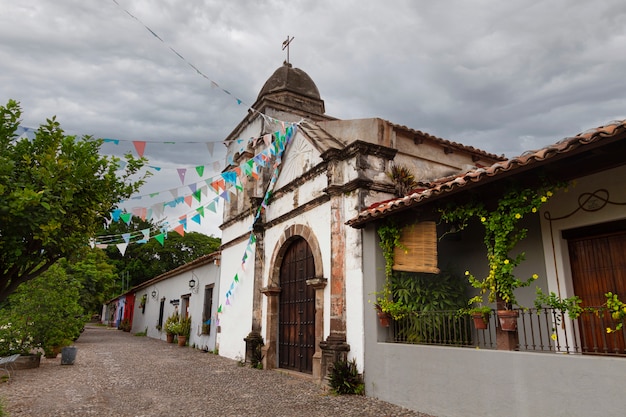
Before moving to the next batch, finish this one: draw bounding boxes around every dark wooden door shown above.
[569,231,626,354]
[279,238,316,373]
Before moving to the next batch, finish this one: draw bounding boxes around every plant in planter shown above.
[139,294,147,313]
[373,221,411,323]
[164,313,179,343]
[460,295,493,330]
[441,181,564,330]
[176,316,192,346]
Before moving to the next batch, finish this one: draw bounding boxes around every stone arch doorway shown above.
[262,224,326,379]
[278,237,315,373]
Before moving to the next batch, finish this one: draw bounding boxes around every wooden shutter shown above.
[393,221,440,274]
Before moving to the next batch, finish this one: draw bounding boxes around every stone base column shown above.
[496,300,519,351]
[244,331,264,367]
[306,277,327,381]
[261,286,281,370]
[319,333,350,384]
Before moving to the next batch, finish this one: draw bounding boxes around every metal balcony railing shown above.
[389,307,626,356]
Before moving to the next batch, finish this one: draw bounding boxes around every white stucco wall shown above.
[216,238,255,360]
[129,260,220,351]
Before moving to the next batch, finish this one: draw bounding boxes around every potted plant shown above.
[139,294,147,313]
[164,313,179,343]
[461,295,492,330]
[373,221,411,326]
[176,316,191,347]
[441,182,564,331]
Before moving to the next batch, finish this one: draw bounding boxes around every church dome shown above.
[257,62,321,101]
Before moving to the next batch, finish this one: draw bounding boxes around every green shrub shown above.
[328,358,364,395]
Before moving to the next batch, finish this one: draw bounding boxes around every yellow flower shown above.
[515,213,521,219]
[465,270,470,276]
[480,217,486,223]
[532,274,539,280]
[551,333,557,341]
[547,191,553,197]
[504,259,510,265]
[541,196,547,202]
[532,207,537,213]
[606,328,613,334]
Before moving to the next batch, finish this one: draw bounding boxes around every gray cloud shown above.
[3,0,626,237]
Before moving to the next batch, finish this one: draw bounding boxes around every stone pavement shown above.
[0,325,434,417]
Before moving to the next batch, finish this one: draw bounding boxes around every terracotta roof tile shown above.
[347,120,626,227]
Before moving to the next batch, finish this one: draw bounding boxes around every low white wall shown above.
[366,342,626,417]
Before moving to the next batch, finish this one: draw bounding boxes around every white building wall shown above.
[129,260,220,351]
[216,238,255,360]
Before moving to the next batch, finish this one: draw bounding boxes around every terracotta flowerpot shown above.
[377,310,391,327]
[497,310,519,331]
[471,313,490,330]
[177,335,187,346]
[166,333,174,343]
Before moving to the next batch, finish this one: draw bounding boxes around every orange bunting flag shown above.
[184,195,193,207]
[133,141,146,158]
[173,224,185,236]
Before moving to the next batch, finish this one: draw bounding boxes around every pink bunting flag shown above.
[133,141,146,157]
[184,195,193,207]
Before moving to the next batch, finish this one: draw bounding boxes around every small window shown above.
[202,285,214,335]
[157,298,165,330]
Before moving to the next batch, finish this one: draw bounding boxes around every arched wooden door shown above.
[278,237,316,373]
[568,230,626,354]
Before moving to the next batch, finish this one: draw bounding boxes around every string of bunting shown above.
[98,124,297,256]
[216,123,297,319]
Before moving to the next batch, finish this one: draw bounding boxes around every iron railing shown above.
[389,307,626,356]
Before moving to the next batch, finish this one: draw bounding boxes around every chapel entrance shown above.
[278,237,316,373]
[568,228,626,354]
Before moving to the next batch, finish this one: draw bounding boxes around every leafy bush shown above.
[328,358,364,395]
[0,263,86,356]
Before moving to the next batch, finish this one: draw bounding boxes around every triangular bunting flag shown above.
[206,142,214,156]
[193,189,202,203]
[177,168,187,185]
[116,242,128,256]
[184,195,193,207]
[133,141,146,157]
[154,233,166,246]
[191,213,201,224]
[122,233,131,244]
[174,224,185,236]
[195,166,204,177]
[196,206,205,217]
[120,212,132,225]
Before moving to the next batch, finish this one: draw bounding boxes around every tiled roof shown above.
[385,120,506,162]
[347,119,626,228]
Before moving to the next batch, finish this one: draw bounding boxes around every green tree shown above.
[0,262,85,356]
[0,100,147,302]
[61,249,118,316]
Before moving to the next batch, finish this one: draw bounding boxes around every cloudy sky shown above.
[2,0,626,238]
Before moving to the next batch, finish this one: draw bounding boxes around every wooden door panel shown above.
[279,238,315,373]
[569,232,626,354]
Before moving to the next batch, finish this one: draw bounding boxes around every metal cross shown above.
[282,36,294,64]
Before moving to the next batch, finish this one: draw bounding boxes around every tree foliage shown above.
[61,249,118,316]
[0,263,86,356]
[0,100,147,302]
